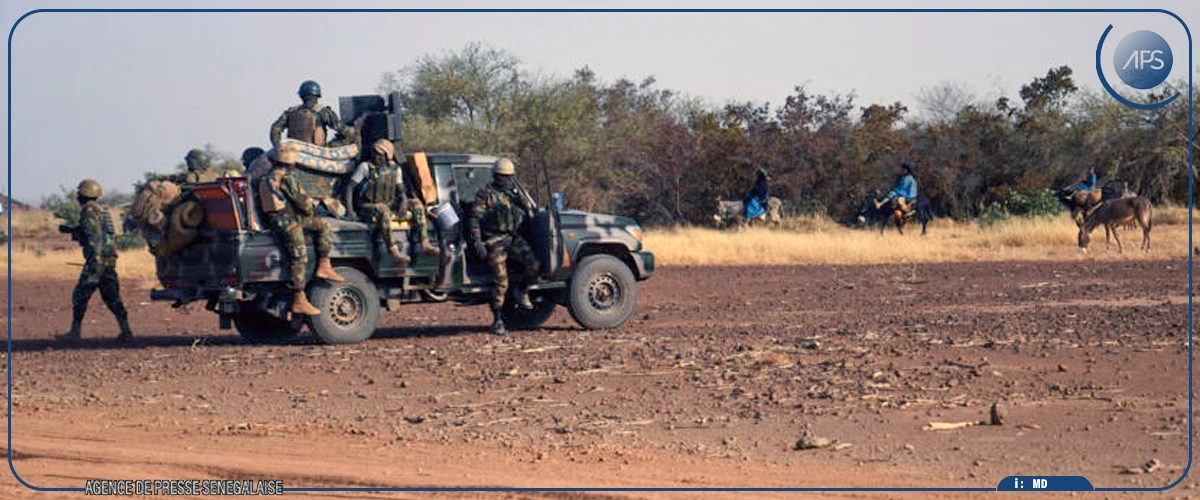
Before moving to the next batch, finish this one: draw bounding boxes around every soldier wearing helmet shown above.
[183,148,220,183]
[467,157,540,336]
[258,143,345,316]
[241,147,272,179]
[269,80,352,149]
[56,179,132,343]
[345,139,412,265]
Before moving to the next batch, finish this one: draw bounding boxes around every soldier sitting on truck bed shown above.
[344,139,410,265]
[258,143,345,316]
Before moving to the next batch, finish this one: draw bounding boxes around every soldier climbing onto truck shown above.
[468,157,539,336]
[257,142,344,316]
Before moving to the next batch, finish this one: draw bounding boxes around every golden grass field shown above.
[0,206,1194,287]
[645,208,1196,266]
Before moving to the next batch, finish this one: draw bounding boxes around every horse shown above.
[1078,196,1152,253]
[713,197,783,229]
[856,194,932,235]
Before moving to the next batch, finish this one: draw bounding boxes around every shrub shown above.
[113,233,146,251]
[978,202,1011,228]
[1003,188,1062,218]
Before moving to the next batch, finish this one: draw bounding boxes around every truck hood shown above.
[558,210,642,250]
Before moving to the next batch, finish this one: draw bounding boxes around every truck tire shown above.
[503,293,556,331]
[567,254,638,330]
[233,311,302,344]
[306,267,381,345]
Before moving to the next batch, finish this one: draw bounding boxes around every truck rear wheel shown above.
[233,311,302,344]
[306,267,381,345]
[567,254,637,330]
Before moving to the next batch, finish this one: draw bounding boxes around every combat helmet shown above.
[298,80,322,98]
[185,149,209,171]
[77,179,102,199]
[492,157,516,176]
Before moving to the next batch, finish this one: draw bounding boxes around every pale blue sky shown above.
[1,0,1196,201]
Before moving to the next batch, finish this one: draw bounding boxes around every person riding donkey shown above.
[1068,166,1098,195]
[1059,166,1106,226]
[742,168,771,220]
[873,163,918,219]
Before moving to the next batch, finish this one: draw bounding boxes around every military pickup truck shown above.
[149,96,654,345]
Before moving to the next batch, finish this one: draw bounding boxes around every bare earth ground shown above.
[0,260,1195,499]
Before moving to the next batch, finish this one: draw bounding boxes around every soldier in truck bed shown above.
[344,139,410,265]
[166,148,221,185]
[56,179,132,343]
[258,143,345,316]
[270,80,352,149]
[468,158,539,336]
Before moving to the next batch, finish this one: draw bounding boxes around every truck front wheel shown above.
[306,267,381,345]
[567,254,638,330]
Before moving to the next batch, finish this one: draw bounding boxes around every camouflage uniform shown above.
[61,198,131,341]
[347,158,408,263]
[260,166,335,290]
[469,184,539,311]
[270,104,348,148]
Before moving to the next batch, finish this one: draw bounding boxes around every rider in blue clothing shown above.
[743,168,770,219]
[1071,166,1098,192]
[874,163,917,214]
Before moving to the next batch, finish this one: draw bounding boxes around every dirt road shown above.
[1,260,1194,498]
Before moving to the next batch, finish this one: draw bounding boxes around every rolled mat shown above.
[155,200,204,256]
[276,138,359,175]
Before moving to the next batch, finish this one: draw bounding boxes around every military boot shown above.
[387,244,411,266]
[292,291,321,316]
[515,287,534,310]
[55,321,82,343]
[115,317,133,342]
[419,233,440,257]
[490,307,508,336]
[314,257,344,282]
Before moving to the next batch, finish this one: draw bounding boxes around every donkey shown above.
[713,197,783,229]
[856,193,933,235]
[1078,196,1152,253]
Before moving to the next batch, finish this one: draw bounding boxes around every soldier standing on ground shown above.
[467,158,539,336]
[258,144,344,316]
[56,180,132,343]
[270,80,350,148]
[345,139,410,265]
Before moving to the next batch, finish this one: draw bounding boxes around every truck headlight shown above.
[626,225,643,242]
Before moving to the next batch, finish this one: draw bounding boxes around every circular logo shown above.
[1112,30,1173,89]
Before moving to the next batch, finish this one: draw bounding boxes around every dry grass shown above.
[1152,204,1197,226]
[645,214,1191,266]
[3,207,159,288]
[1,246,159,288]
